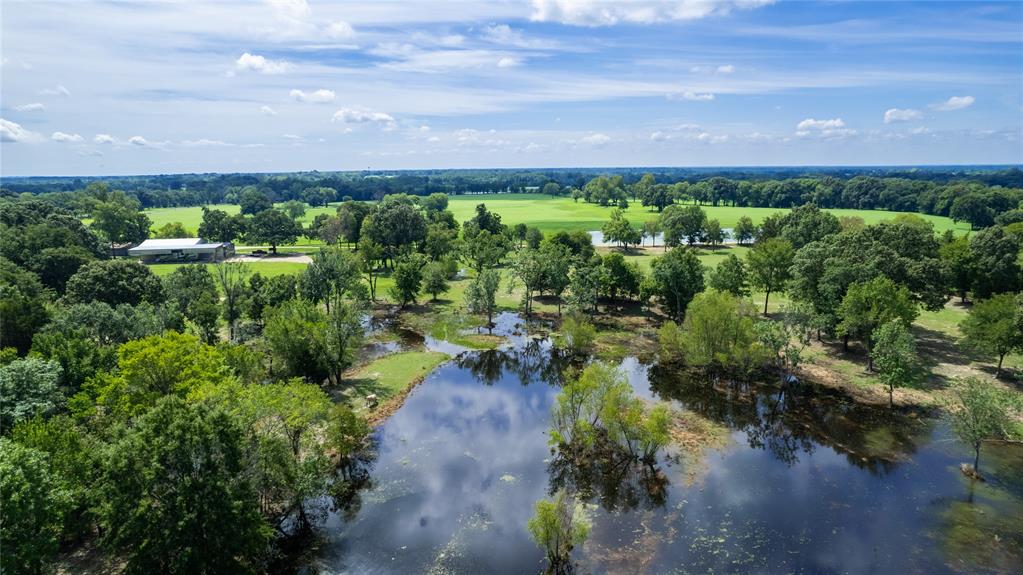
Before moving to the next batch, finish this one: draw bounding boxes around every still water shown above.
[311,326,1023,574]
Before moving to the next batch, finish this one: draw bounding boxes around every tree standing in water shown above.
[946,377,1021,478]
[527,489,591,575]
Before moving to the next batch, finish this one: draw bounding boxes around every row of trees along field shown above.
[2,188,1021,573]
[3,168,1023,230]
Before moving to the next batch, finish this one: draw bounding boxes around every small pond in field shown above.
[309,319,1023,574]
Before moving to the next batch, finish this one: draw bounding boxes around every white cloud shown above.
[181,139,231,147]
[497,57,521,68]
[482,24,558,49]
[289,88,336,103]
[579,132,610,146]
[650,130,670,141]
[796,117,845,131]
[326,20,355,39]
[14,103,45,112]
[932,95,974,111]
[883,108,922,123]
[38,85,70,97]
[669,91,715,101]
[419,125,431,132]
[234,52,291,74]
[717,64,735,74]
[128,135,157,147]
[51,131,84,143]
[260,105,278,116]
[94,134,115,144]
[332,107,397,130]
[1,118,43,143]
[530,0,774,26]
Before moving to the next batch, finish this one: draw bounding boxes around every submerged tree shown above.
[527,489,591,575]
[946,377,1021,478]
[465,269,500,326]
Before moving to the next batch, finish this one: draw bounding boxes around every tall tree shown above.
[213,262,250,341]
[746,237,795,315]
[660,204,706,247]
[465,269,500,325]
[946,377,1021,477]
[969,226,1020,298]
[99,397,269,574]
[0,439,70,575]
[65,260,164,307]
[959,294,1023,377]
[650,247,705,320]
[872,320,923,407]
[837,277,918,370]
[246,209,301,254]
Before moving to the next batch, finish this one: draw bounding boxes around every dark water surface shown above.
[312,328,1023,574]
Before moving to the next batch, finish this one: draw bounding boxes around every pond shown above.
[309,323,1023,574]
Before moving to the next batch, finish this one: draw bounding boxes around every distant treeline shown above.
[2,166,1021,225]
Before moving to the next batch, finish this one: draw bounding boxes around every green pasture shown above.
[446,193,971,235]
[146,261,308,278]
[141,194,969,245]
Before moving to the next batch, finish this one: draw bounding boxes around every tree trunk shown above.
[997,353,1005,378]
[974,444,981,473]
[763,290,770,316]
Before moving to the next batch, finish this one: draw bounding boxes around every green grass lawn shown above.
[140,194,969,246]
[446,193,970,235]
[146,261,309,278]
[342,351,451,414]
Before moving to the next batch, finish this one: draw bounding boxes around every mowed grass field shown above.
[143,193,970,241]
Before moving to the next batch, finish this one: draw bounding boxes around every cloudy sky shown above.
[2,0,1021,176]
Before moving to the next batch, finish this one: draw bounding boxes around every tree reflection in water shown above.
[647,364,931,473]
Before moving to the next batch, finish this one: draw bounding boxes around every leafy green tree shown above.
[733,215,756,245]
[872,320,923,407]
[959,294,1023,377]
[540,241,573,315]
[837,277,918,370]
[238,187,273,215]
[30,330,117,394]
[78,332,234,420]
[90,200,151,246]
[705,218,725,246]
[527,490,591,574]
[0,358,63,432]
[660,204,706,246]
[510,247,546,314]
[263,299,328,383]
[950,193,995,230]
[336,200,372,247]
[99,397,269,574]
[559,314,596,356]
[542,182,562,197]
[65,259,164,306]
[300,248,366,312]
[33,246,96,293]
[708,253,749,296]
[164,264,218,340]
[568,259,602,314]
[0,438,70,575]
[780,203,842,249]
[461,229,510,273]
[425,222,459,261]
[465,269,500,325]
[969,226,1020,298]
[12,415,101,540]
[247,273,298,324]
[213,262,251,341]
[198,207,247,243]
[422,260,451,302]
[389,253,427,308]
[600,252,642,301]
[601,209,640,248]
[651,247,705,320]
[946,377,1021,476]
[361,196,428,259]
[281,199,307,220]
[679,290,762,373]
[746,237,794,315]
[525,227,544,249]
[154,221,191,238]
[246,209,301,253]
[940,235,975,303]
[0,258,50,354]
[642,218,661,247]
[358,238,384,301]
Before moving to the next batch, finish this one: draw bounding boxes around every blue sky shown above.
[1,0,1021,176]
